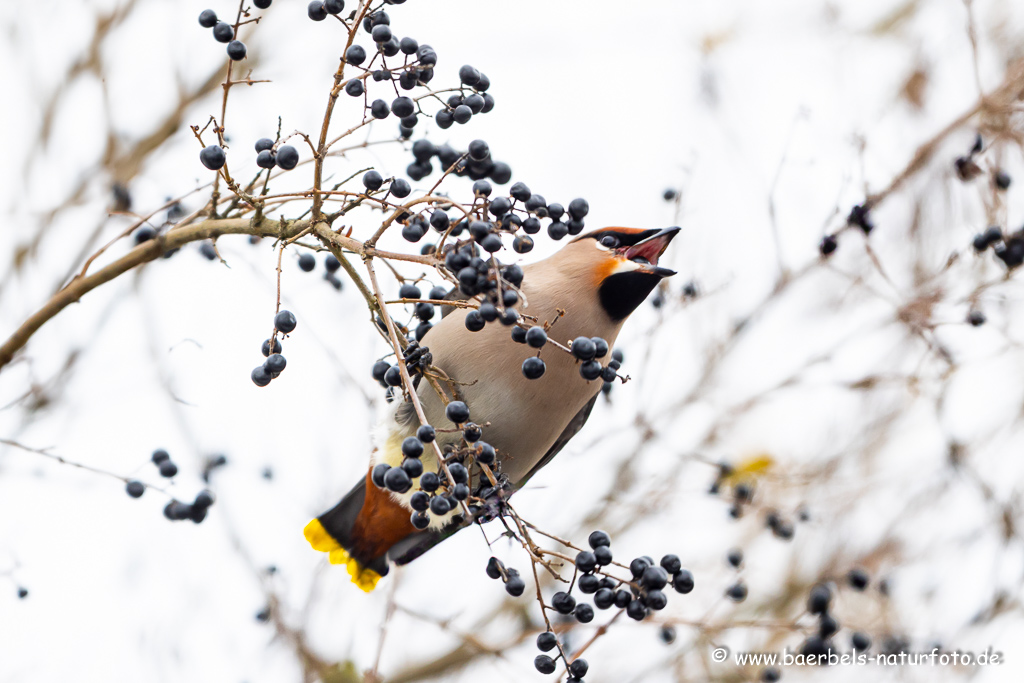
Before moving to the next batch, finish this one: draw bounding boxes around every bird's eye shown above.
[600,235,619,249]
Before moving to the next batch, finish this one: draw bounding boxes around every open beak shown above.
[620,227,680,277]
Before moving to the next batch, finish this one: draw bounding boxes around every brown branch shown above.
[0,217,310,371]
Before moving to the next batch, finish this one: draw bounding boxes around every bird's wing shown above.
[515,391,600,489]
[390,393,600,566]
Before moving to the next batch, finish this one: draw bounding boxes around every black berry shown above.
[307,1,327,21]
[276,145,299,170]
[522,357,546,379]
[274,310,297,333]
[200,145,226,170]
[226,40,246,60]
[213,22,233,43]
[198,10,218,27]
[125,480,145,498]
[445,401,470,424]
[534,655,556,675]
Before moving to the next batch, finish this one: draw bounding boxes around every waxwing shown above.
[304,226,680,590]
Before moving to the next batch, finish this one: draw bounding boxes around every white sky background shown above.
[3,0,1024,682]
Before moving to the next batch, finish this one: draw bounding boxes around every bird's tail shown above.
[303,468,416,592]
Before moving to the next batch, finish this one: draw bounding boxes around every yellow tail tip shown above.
[304,518,342,552]
[328,548,382,592]
[304,519,381,592]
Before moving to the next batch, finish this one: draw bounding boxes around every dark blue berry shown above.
[384,466,412,493]
[537,631,557,651]
[547,221,568,240]
[256,150,276,169]
[660,554,681,574]
[411,511,429,529]
[419,471,439,492]
[534,655,556,674]
[568,198,589,219]
[468,139,489,161]
[276,145,299,170]
[362,170,383,190]
[200,145,226,170]
[645,589,668,610]
[402,436,424,458]
[371,463,390,487]
[370,99,390,119]
[574,604,594,623]
[445,401,469,423]
[307,2,327,21]
[126,480,145,498]
[384,365,402,387]
[274,310,297,333]
[401,458,423,478]
[345,45,366,65]
[199,10,218,27]
[552,591,575,614]
[265,353,286,376]
[251,366,271,387]
[213,22,233,42]
[588,530,611,548]
[579,360,602,381]
[569,659,589,678]
[626,600,647,621]
[391,178,412,198]
[505,574,525,596]
[641,566,669,590]
[808,584,832,614]
[429,495,451,515]
[575,551,597,573]
[226,40,246,60]
[522,357,545,379]
[726,582,747,602]
[392,96,414,118]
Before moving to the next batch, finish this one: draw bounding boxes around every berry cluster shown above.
[795,568,878,661]
[372,338,435,403]
[124,449,218,524]
[253,137,299,172]
[163,489,217,524]
[197,7,250,63]
[329,8,496,141]
[405,137,509,185]
[150,448,179,479]
[974,224,1024,270]
[507,531,694,679]
[289,251,347,290]
[369,400,506,529]
[724,548,747,601]
[251,311,295,387]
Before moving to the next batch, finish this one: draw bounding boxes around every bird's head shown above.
[547,226,679,321]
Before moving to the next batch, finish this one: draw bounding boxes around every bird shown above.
[304,226,679,590]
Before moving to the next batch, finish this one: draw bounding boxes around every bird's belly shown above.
[418,330,601,483]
